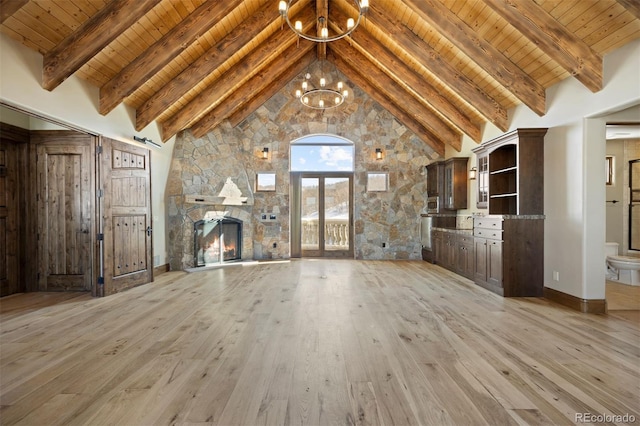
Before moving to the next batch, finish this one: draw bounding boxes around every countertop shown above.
[432,227,473,235]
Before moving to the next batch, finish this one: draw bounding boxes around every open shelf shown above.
[490,166,517,175]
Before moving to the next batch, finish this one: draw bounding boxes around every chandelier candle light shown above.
[278,0,369,43]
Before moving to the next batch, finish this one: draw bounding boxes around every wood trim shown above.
[330,52,445,156]
[135,2,280,131]
[330,41,458,152]
[365,4,508,132]
[153,263,170,277]
[99,0,244,115]
[0,0,28,24]
[160,12,316,141]
[544,287,607,314]
[403,0,546,116]
[616,0,640,20]
[42,0,161,91]
[0,122,29,143]
[190,46,316,138]
[332,8,481,143]
[483,0,602,93]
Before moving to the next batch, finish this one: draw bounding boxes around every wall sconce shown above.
[262,147,269,159]
[375,148,383,160]
[469,167,477,180]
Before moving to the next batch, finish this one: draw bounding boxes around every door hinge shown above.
[97,189,104,198]
[96,145,103,155]
[97,233,104,241]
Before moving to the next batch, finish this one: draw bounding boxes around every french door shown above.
[291,172,353,258]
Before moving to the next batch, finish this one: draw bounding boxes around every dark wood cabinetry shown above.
[456,234,474,279]
[476,153,488,209]
[427,158,468,211]
[426,162,444,198]
[432,229,474,280]
[469,129,546,297]
[472,128,546,215]
[443,157,468,210]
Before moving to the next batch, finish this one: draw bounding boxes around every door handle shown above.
[146,226,152,236]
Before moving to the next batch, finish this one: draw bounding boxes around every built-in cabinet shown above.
[430,128,546,298]
[432,229,474,280]
[426,157,468,211]
[472,128,546,215]
[426,161,443,198]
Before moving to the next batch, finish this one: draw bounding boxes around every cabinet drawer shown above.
[473,228,503,240]
[473,217,503,230]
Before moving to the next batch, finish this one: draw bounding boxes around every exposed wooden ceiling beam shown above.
[0,0,28,24]
[42,0,161,91]
[191,49,316,138]
[135,1,285,131]
[330,51,445,156]
[99,0,243,116]
[161,30,315,141]
[365,4,508,132]
[403,0,546,117]
[331,39,462,151]
[331,8,481,143]
[484,0,602,93]
[616,0,640,20]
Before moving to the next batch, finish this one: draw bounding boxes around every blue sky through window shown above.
[290,135,354,172]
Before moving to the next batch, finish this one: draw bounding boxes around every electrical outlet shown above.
[273,242,277,248]
[553,271,560,281]
[382,242,386,248]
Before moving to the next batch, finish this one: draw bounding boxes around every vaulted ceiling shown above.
[1,0,639,155]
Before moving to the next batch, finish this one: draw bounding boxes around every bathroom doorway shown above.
[605,124,640,315]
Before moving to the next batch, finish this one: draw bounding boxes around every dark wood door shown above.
[35,133,94,292]
[0,141,20,296]
[100,137,152,296]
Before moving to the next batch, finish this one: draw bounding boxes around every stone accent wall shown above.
[167,62,441,270]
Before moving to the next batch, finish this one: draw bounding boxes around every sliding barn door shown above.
[0,140,20,296]
[100,137,152,296]
[35,132,94,292]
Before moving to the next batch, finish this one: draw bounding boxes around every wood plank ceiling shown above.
[1,0,639,154]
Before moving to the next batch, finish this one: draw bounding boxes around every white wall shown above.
[0,33,176,267]
[450,38,640,301]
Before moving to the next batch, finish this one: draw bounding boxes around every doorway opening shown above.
[290,135,354,258]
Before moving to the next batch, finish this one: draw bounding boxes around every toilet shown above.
[606,242,640,286]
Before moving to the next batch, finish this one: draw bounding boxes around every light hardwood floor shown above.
[1,260,639,425]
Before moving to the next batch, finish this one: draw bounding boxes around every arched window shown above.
[290,134,354,172]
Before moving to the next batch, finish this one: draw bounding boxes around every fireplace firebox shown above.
[194,217,242,267]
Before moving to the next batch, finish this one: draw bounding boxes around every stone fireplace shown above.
[194,215,242,266]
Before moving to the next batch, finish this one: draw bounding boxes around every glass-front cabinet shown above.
[476,153,488,209]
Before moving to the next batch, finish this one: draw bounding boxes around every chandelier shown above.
[295,69,348,110]
[278,0,370,43]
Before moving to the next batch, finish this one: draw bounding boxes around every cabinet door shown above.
[443,163,454,209]
[487,240,503,288]
[444,234,456,270]
[426,164,439,197]
[457,237,474,279]
[473,238,487,283]
[477,154,488,209]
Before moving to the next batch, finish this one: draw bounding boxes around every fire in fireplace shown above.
[194,217,242,266]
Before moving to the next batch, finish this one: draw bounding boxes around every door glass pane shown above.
[301,178,320,251]
[325,177,349,251]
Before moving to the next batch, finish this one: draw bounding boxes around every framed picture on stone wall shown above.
[367,172,388,192]
[256,172,276,192]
